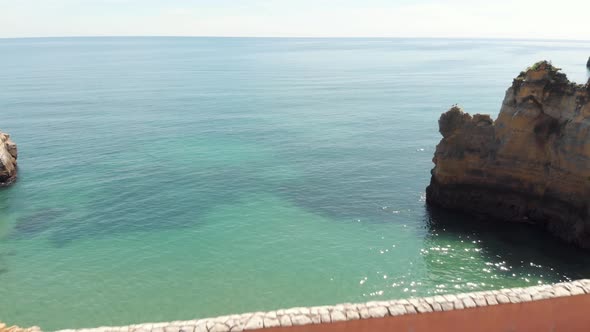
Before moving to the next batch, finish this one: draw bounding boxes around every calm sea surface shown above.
[1,38,590,330]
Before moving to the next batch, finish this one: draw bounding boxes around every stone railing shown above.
[50,279,590,332]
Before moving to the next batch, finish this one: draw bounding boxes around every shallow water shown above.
[1,37,590,330]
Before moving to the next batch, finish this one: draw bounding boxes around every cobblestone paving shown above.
[54,280,590,332]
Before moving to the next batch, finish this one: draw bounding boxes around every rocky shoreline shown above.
[0,323,40,332]
[426,61,590,248]
[0,131,18,186]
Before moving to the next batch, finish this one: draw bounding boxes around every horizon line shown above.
[1,35,590,43]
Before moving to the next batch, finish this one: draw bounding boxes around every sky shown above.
[1,0,589,39]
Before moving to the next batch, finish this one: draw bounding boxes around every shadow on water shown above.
[424,204,590,282]
[0,251,12,278]
[14,208,67,237]
[8,166,276,248]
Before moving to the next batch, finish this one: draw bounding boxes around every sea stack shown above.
[587,56,590,69]
[0,131,18,185]
[426,61,590,248]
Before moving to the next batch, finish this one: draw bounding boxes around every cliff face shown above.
[0,131,18,185]
[426,61,590,248]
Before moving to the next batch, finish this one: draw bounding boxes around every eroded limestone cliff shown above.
[0,131,18,185]
[426,61,590,248]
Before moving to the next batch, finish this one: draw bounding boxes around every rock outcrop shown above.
[0,322,40,332]
[587,56,590,69]
[0,131,17,185]
[426,61,590,248]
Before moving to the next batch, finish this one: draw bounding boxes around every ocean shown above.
[1,37,590,330]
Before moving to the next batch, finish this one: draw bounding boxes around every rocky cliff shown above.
[0,131,18,185]
[426,61,590,248]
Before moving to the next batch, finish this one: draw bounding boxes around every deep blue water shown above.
[1,37,590,330]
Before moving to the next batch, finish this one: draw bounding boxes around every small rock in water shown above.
[0,131,17,185]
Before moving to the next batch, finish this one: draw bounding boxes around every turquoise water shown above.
[1,38,590,330]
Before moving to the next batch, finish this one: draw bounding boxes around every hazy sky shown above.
[1,0,589,39]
